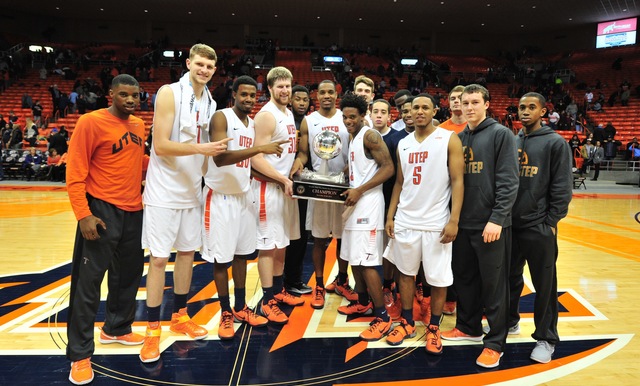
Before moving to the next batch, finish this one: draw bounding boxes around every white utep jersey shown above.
[144,82,216,208]
[259,101,297,176]
[345,126,384,230]
[305,110,350,173]
[395,127,453,230]
[204,108,254,194]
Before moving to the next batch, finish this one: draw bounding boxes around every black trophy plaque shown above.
[293,175,348,203]
[292,131,349,203]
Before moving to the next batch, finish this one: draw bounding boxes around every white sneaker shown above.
[530,340,555,363]
[482,323,520,335]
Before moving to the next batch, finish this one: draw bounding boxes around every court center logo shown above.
[0,259,632,385]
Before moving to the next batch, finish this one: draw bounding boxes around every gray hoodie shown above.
[458,118,519,230]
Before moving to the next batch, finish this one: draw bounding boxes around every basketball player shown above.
[252,66,302,325]
[66,74,145,385]
[441,84,519,369]
[339,93,394,341]
[399,96,433,324]
[509,92,572,363]
[284,85,313,296]
[290,80,353,309]
[385,94,464,355]
[202,76,288,339]
[355,98,401,320]
[140,44,231,363]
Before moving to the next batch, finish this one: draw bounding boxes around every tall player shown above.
[252,67,302,325]
[201,76,288,339]
[385,94,464,354]
[284,85,313,295]
[340,93,394,341]
[140,44,231,364]
[290,80,353,309]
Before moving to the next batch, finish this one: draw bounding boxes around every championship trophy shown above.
[293,131,349,203]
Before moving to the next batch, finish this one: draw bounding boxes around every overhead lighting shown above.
[274,14,278,17]
[400,19,404,23]
[441,21,445,24]
[359,17,363,21]
[144,9,148,13]
[521,24,525,27]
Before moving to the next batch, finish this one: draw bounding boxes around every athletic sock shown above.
[219,295,232,313]
[401,309,415,326]
[173,293,187,313]
[375,307,390,322]
[234,287,246,312]
[337,271,348,285]
[273,275,284,295]
[430,314,442,327]
[383,279,394,290]
[147,305,161,323]
[262,287,274,305]
[358,292,369,306]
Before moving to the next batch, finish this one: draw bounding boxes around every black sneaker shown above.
[285,282,312,295]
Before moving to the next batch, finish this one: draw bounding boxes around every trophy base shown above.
[293,175,349,203]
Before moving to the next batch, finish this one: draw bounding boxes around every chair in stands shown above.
[573,175,587,190]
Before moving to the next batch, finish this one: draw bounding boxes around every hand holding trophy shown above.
[293,131,349,202]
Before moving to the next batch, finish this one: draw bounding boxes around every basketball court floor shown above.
[0,179,638,385]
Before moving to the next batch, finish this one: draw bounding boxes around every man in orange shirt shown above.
[439,85,467,134]
[65,74,146,385]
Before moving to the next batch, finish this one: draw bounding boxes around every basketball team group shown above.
[64,43,573,385]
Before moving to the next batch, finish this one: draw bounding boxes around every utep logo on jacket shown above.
[112,131,144,154]
[462,146,483,174]
[518,149,538,177]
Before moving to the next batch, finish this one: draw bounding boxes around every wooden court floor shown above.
[0,183,638,385]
